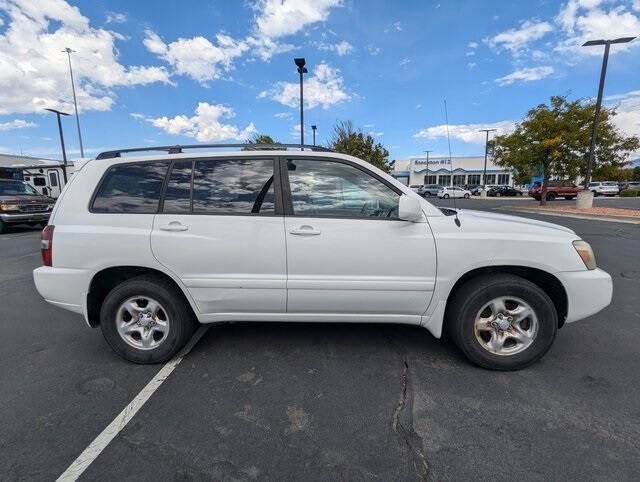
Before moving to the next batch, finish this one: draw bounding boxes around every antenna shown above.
[444,99,461,227]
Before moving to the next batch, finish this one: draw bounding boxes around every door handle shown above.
[289,225,321,236]
[159,221,188,232]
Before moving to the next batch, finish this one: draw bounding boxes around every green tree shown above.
[328,120,390,172]
[492,96,639,205]
[243,133,280,150]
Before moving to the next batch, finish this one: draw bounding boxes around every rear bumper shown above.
[33,266,91,321]
[556,268,613,323]
[0,211,50,223]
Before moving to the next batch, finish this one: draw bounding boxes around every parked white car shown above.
[588,181,619,197]
[33,145,612,370]
[437,186,471,199]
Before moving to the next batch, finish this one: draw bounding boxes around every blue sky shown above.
[0,0,639,161]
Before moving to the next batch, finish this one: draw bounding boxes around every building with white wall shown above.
[392,155,513,187]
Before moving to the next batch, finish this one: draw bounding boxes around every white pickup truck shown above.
[33,145,612,370]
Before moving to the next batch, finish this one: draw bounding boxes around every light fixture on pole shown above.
[581,37,635,189]
[479,128,497,191]
[44,108,71,183]
[62,47,84,158]
[311,125,317,146]
[294,58,307,147]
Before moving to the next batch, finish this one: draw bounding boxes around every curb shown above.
[493,207,640,225]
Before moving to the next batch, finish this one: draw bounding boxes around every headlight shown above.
[573,240,596,270]
[0,203,19,211]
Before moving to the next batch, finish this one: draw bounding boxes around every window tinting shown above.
[163,160,193,213]
[92,161,168,213]
[192,158,275,214]
[287,159,400,219]
[49,172,58,187]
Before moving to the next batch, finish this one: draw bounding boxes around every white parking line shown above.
[56,325,210,481]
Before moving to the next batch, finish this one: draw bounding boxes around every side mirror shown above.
[398,195,425,222]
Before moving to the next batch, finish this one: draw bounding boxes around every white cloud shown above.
[399,57,411,66]
[259,63,349,109]
[486,19,553,56]
[468,42,479,49]
[415,103,422,109]
[467,62,477,70]
[105,11,127,24]
[252,0,341,39]
[0,119,37,131]
[495,66,554,86]
[367,46,380,56]
[368,131,383,137]
[143,30,249,84]
[147,102,256,142]
[130,113,145,120]
[317,40,353,56]
[606,90,640,146]
[555,1,640,56]
[0,0,171,115]
[274,112,293,119]
[414,120,516,144]
[384,21,402,33]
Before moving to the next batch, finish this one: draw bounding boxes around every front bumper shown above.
[556,268,613,323]
[0,211,50,223]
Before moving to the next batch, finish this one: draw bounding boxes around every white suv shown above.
[589,181,619,197]
[34,145,613,370]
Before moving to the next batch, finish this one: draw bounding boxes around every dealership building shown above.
[392,155,514,187]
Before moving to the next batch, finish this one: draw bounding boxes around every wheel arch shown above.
[86,265,198,327]
[442,265,568,331]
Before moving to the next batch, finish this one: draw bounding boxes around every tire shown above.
[443,194,450,199]
[0,220,7,234]
[100,275,196,364]
[464,193,470,199]
[446,274,558,371]
[546,193,556,201]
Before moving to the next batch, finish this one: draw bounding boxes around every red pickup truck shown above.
[528,181,583,201]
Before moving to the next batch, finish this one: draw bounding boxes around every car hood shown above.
[454,209,576,236]
[0,194,52,203]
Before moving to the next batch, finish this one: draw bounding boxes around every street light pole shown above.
[423,150,432,184]
[44,108,71,183]
[582,37,635,188]
[311,125,317,146]
[479,129,497,192]
[294,58,308,148]
[63,47,84,158]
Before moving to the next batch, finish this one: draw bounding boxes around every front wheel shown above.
[446,274,558,370]
[443,194,450,199]
[100,275,196,364]
[464,193,470,199]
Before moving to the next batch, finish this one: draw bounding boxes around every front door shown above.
[282,158,437,319]
[151,157,287,315]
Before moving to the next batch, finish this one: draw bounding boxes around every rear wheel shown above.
[446,274,558,370]
[464,193,470,199]
[100,275,196,364]
[0,220,7,234]
[546,192,556,201]
[443,193,450,199]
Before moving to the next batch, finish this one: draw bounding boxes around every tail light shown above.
[41,225,54,266]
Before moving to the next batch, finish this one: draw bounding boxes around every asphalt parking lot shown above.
[1,200,639,481]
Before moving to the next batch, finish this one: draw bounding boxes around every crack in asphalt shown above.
[384,329,429,481]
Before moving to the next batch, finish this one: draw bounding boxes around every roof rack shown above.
[95,143,334,160]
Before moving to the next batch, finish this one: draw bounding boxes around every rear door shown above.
[151,157,287,315]
[282,157,436,319]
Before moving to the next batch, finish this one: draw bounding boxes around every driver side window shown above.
[287,159,400,219]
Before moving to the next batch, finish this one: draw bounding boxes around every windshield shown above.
[0,180,39,196]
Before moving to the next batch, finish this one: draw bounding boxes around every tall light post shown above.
[62,47,84,158]
[294,58,307,147]
[581,37,635,189]
[423,150,433,184]
[311,124,317,146]
[479,128,497,195]
[44,108,70,183]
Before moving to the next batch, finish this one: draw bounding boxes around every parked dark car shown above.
[487,185,523,197]
[0,179,54,233]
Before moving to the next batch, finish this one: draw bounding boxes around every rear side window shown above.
[163,160,193,213]
[92,161,169,213]
[192,158,275,215]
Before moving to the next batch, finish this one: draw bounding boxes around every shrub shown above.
[620,189,639,197]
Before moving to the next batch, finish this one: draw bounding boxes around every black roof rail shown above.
[95,143,334,160]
